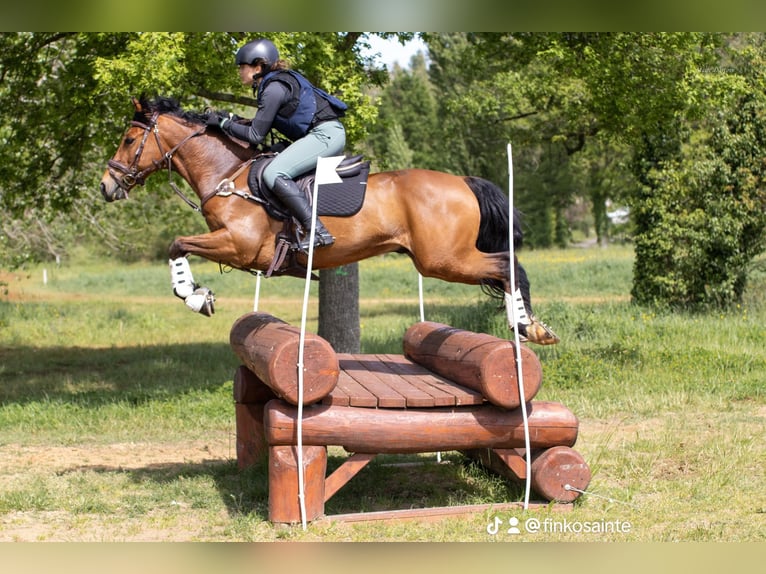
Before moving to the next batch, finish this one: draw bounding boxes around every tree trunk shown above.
[318,263,360,353]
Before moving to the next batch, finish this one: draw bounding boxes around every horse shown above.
[99,96,558,345]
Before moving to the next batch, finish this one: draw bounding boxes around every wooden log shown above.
[530,446,591,503]
[264,399,579,454]
[233,364,278,404]
[402,321,542,409]
[463,446,591,503]
[233,366,277,469]
[268,445,327,523]
[235,403,267,469]
[230,312,339,405]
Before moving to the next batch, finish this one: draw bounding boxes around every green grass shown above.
[1,245,764,541]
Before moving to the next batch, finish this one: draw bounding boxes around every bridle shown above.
[107,111,207,212]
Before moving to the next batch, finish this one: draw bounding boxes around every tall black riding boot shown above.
[271,176,335,250]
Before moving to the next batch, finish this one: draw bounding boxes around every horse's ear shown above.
[131,97,142,112]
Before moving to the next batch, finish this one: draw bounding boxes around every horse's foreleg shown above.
[169,228,240,262]
[169,256,215,316]
[167,229,240,317]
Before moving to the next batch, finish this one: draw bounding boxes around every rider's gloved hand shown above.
[206,111,231,130]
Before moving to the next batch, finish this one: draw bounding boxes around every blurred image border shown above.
[2,0,764,571]
[3,0,766,32]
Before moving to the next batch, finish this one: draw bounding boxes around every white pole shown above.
[295,178,323,532]
[507,143,532,510]
[294,156,343,529]
[417,272,440,462]
[418,273,425,323]
[253,271,262,312]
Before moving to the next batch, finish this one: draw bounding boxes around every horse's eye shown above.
[124,137,135,146]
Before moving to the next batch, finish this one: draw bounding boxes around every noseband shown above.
[107,111,163,191]
[107,111,206,211]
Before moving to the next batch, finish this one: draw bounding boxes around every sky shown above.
[363,35,427,69]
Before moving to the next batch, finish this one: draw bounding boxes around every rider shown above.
[209,38,346,250]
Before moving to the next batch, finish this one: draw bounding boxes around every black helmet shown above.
[235,39,279,69]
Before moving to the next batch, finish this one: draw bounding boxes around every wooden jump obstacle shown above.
[230,312,591,524]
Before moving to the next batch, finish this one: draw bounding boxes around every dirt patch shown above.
[0,439,234,476]
[0,438,237,542]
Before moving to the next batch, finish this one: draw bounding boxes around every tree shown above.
[368,53,438,171]
[318,265,360,353]
[419,32,766,307]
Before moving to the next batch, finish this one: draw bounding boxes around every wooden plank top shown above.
[324,353,485,408]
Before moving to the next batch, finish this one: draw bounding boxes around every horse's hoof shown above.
[184,287,216,316]
[522,319,560,345]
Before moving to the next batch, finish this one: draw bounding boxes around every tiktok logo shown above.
[486,516,521,535]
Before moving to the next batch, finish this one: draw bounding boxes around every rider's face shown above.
[238,64,261,86]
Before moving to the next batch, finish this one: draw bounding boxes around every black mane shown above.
[134,95,207,125]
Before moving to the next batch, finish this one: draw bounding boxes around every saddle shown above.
[225,153,370,278]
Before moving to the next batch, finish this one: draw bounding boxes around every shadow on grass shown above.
[0,342,238,405]
[62,450,525,522]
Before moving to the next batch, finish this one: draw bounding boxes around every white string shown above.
[253,270,262,312]
[564,484,637,509]
[507,143,532,510]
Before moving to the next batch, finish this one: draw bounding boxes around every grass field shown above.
[0,245,764,542]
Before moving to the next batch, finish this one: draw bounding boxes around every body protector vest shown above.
[259,70,348,142]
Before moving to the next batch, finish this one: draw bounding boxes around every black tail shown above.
[464,176,523,300]
[464,176,522,252]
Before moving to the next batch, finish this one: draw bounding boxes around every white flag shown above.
[315,155,344,185]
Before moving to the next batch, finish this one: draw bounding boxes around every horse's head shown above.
[100,97,161,201]
[100,96,208,202]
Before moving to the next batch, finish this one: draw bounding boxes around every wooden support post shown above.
[462,448,528,482]
[324,453,376,502]
[233,365,277,469]
[268,445,327,524]
[235,403,267,469]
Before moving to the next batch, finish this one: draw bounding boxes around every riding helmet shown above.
[235,39,279,69]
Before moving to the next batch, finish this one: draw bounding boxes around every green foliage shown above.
[632,43,766,308]
[366,53,439,171]
[413,32,766,307]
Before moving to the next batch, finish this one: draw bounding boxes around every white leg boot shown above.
[169,257,215,316]
[505,288,559,345]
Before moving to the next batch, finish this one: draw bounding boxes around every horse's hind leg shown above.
[511,258,559,345]
[482,252,559,345]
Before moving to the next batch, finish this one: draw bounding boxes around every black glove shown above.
[205,111,231,130]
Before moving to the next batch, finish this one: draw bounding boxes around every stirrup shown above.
[298,229,335,251]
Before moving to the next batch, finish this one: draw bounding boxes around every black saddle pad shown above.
[247,155,370,218]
